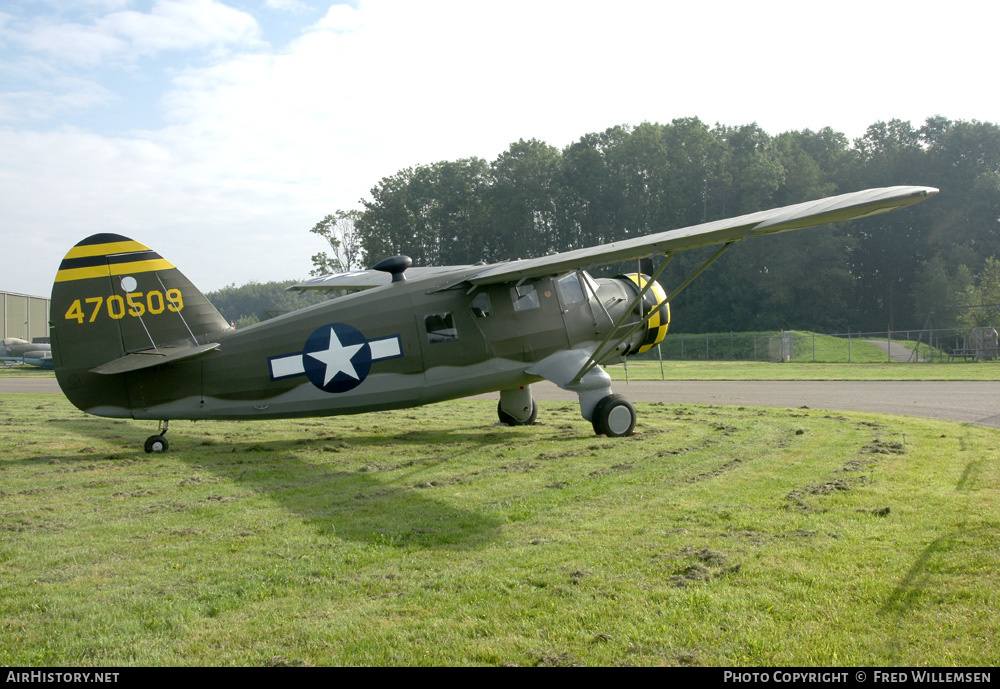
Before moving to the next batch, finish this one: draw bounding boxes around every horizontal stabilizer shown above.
[89,343,220,375]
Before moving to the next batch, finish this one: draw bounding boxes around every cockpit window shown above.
[425,312,458,343]
[511,284,539,311]
[557,273,587,305]
[471,292,491,318]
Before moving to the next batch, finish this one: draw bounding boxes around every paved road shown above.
[6,378,1000,429]
[0,379,63,394]
[866,339,927,363]
[476,380,1000,429]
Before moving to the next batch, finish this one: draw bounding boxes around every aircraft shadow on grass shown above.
[40,417,508,548]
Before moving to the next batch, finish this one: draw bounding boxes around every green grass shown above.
[1,395,997,665]
[652,331,891,363]
[0,365,55,378]
[8,360,1000,383]
[791,331,890,363]
[649,330,996,364]
[893,340,951,362]
[609,360,1000,381]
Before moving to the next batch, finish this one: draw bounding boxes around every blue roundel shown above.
[302,323,372,393]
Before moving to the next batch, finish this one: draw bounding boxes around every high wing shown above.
[291,186,936,292]
[290,265,477,291]
[461,186,937,286]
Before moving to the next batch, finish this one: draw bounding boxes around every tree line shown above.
[206,280,328,327]
[307,116,1000,333]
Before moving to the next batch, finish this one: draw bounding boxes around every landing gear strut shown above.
[144,420,170,453]
[498,386,537,426]
[497,399,538,426]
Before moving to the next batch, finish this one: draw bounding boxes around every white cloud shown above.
[265,0,311,12]
[312,4,362,32]
[98,0,260,54]
[0,78,116,123]
[18,21,128,66]
[2,0,999,298]
[80,0,136,10]
[0,124,327,296]
[9,0,260,66]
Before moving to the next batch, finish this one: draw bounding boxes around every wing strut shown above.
[570,241,736,385]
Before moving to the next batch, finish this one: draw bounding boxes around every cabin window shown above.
[557,273,587,305]
[471,292,492,318]
[425,312,458,343]
[511,284,539,311]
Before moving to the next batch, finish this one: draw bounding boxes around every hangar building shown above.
[1,290,51,343]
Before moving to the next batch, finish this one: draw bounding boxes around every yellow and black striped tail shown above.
[55,235,174,284]
[51,233,230,375]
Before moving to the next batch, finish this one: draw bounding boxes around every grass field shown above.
[0,365,55,378]
[1,394,997,666]
[645,330,1000,365]
[7,359,1000,383]
[654,331,905,363]
[609,360,1000,381]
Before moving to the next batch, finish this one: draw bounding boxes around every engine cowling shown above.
[617,272,670,354]
[593,273,670,359]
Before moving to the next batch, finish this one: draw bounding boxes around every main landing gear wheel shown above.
[144,435,169,453]
[591,394,636,437]
[497,400,538,426]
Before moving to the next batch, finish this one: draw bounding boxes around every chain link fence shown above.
[645,327,1000,363]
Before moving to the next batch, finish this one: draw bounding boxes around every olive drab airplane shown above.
[1,338,53,369]
[51,186,937,452]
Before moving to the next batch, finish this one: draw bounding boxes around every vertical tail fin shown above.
[51,233,230,413]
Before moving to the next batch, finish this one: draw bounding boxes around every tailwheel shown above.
[497,399,538,426]
[144,435,169,453]
[591,394,636,437]
[144,420,170,453]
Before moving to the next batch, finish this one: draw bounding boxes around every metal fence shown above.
[645,327,1000,363]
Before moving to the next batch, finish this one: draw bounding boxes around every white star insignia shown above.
[306,327,365,386]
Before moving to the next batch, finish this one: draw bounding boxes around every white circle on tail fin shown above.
[120,276,138,292]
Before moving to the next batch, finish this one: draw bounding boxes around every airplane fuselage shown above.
[56,267,653,421]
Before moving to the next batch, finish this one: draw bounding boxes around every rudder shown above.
[51,233,230,414]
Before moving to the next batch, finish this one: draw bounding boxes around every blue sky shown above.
[2,0,997,298]
[1,0,335,132]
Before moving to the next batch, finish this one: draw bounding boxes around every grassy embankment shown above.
[607,360,1000,381]
[1,394,997,666]
[611,330,1000,380]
